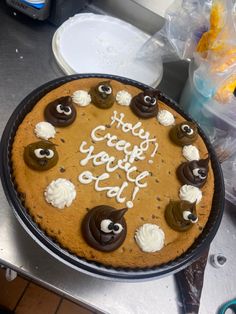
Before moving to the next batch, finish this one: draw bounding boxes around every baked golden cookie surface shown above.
[11,78,214,268]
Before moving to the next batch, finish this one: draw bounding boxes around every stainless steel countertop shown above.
[0,3,236,314]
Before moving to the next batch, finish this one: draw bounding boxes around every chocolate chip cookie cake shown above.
[11,77,214,268]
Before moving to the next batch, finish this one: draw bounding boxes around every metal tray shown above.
[0,74,225,281]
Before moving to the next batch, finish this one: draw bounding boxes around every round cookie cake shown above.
[11,77,215,269]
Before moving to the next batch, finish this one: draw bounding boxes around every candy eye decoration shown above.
[56,104,72,116]
[34,148,54,159]
[130,89,160,118]
[192,168,207,180]
[100,219,123,234]
[98,84,112,95]
[100,219,113,233]
[144,95,156,106]
[90,81,115,109]
[177,157,209,188]
[44,96,76,127]
[169,121,198,146]
[165,200,198,232]
[24,140,58,171]
[113,223,123,234]
[82,205,127,252]
[181,124,194,135]
[182,211,198,223]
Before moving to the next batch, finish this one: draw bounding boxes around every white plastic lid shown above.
[52,13,163,87]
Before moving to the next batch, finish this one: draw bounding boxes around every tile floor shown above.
[0,267,96,314]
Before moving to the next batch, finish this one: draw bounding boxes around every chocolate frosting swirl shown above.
[24,140,58,171]
[82,205,127,252]
[44,96,76,127]
[165,200,198,232]
[177,157,209,188]
[130,89,159,118]
[169,121,198,146]
[90,81,115,109]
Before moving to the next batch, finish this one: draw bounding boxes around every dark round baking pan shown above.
[0,74,225,281]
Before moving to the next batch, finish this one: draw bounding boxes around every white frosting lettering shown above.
[78,171,128,204]
[150,143,159,158]
[111,111,156,143]
[78,111,159,207]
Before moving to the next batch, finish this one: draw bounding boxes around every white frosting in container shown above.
[182,145,200,161]
[116,90,132,106]
[34,122,56,140]
[44,178,76,209]
[135,223,165,252]
[72,90,91,106]
[157,109,175,126]
[179,184,202,204]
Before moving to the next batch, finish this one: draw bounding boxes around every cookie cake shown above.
[11,77,215,269]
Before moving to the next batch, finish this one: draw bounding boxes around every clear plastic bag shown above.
[221,154,236,204]
[209,127,236,163]
[137,0,211,63]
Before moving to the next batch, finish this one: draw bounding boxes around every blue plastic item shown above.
[20,0,45,9]
[219,299,236,314]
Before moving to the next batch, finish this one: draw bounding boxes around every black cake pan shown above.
[0,74,225,281]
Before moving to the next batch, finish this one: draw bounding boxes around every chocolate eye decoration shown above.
[182,211,198,223]
[192,168,207,180]
[34,148,54,159]
[100,219,123,234]
[165,200,198,232]
[130,89,160,118]
[24,140,58,171]
[100,219,113,233]
[177,157,209,188]
[144,95,156,106]
[113,223,123,234]
[90,81,115,109]
[98,84,112,95]
[44,96,76,127]
[169,121,198,146]
[181,124,194,135]
[56,104,72,116]
[82,205,127,252]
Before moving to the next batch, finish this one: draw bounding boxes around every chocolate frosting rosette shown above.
[165,200,198,232]
[24,140,58,171]
[90,81,115,109]
[170,121,198,146]
[130,89,160,118]
[82,205,127,252]
[44,96,76,127]
[177,158,209,188]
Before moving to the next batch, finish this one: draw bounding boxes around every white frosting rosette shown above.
[34,121,56,140]
[72,90,91,106]
[157,109,175,126]
[179,184,202,204]
[44,178,76,209]
[182,145,200,161]
[116,90,132,106]
[135,223,165,252]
